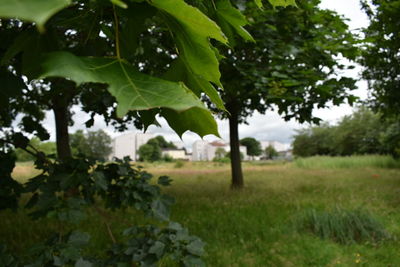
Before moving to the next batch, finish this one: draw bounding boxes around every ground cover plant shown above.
[3,157,400,266]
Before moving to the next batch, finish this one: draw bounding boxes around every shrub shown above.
[296,208,391,244]
[174,160,185,168]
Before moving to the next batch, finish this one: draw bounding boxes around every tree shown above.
[1,0,295,265]
[138,144,156,162]
[149,136,176,149]
[265,145,278,160]
[240,137,262,159]
[15,138,56,161]
[333,107,383,156]
[85,130,112,161]
[360,0,400,117]
[70,130,112,161]
[292,108,394,157]
[212,0,358,188]
[139,139,162,162]
[214,147,227,160]
[70,130,89,156]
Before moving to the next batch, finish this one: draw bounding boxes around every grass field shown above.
[2,156,400,266]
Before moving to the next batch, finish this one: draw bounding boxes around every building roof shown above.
[209,141,226,147]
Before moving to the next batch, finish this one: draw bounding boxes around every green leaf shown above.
[157,176,172,186]
[138,109,160,131]
[110,0,128,9]
[93,171,108,190]
[186,240,204,256]
[68,231,90,247]
[151,196,171,221]
[151,0,227,86]
[0,0,71,32]
[148,241,165,258]
[268,0,297,8]
[75,258,92,267]
[254,0,263,8]
[165,58,225,111]
[216,0,255,44]
[162,107,220,138]
[39,52,207,117]
[0,68,25,108]
[183,255,205,267]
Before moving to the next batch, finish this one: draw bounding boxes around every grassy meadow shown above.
[2,156,400,266]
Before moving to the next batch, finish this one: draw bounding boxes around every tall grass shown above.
[296,207,392,244]
[294,155,400,169]
[4,159,400,266]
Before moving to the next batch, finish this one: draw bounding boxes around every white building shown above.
[260,141,290,152]
[192,140,248,161]
[109,132,154,161]
[162,149,187,160]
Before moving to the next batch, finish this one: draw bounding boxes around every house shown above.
[260,141,290,152]
[162,149,187,160]
[192,140,248,161]
[109,132,154,161]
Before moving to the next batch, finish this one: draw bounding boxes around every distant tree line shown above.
[70,130,112,161]
[15,130,113,162]
[292,108,400,158]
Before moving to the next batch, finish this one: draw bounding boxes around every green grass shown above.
[294,155,400,169]
[3,156,400,266]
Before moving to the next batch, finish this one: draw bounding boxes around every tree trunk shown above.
[50,78,76,161]
[228,109,244,189]
[53,99,72,160]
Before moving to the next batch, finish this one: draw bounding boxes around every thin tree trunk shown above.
[51,79,75,160]
[53,99,72,160]
[229,109,244,189]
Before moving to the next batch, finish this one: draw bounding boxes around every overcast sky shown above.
[42,0,370,148]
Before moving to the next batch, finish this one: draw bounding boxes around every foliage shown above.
[296,208,391,244]
[264,145,278,160]
[139,136,179,162]
[70,129,112,161]
[15,138,56,162]
[240,137,262,157]
[292,108,400,157]
[360,0,400,118]
[214,147,227,160]
[150,135,177,149]
[380,120,400,158]
[138,144,159,162]
[1,156,205,266]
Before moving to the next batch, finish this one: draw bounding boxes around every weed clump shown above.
[296,208,392,244]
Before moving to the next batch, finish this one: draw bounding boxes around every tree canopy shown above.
[360,0,400,118]
[70,129,112,161]
[292,108,400,158]
[212,0,358,188]
[240,137,262,157]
